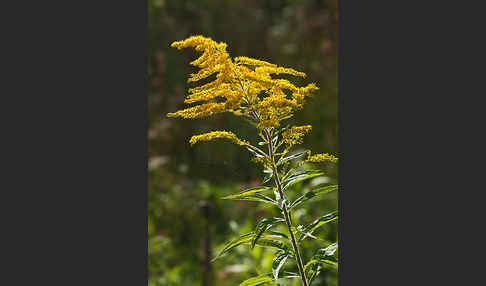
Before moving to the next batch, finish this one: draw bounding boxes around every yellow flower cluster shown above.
[306,152,338,163]
[282,125,313,145]
[234,56,276,68]
[251,156,270,167]
[167,36,240,119]
[189,131,248,146]
[167,35,319,130]
[293,83,319,105]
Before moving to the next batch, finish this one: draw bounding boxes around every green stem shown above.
[264,129,309,286]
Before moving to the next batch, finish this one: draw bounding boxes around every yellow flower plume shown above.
[189,131,248,146]
[167,35,319,129]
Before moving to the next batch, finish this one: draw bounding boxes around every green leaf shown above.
[246,146,263,157]
[212,232,255,261]
[251,217,285,249]
[281,170,324,191]
[290,185,338,209]
[321,260,338,269]
[262,168,274,184]
[303,243,339,282]
[273,189,288,210]
[279,271,300,278]
[304,259,318,273]
[277,150,308,166]
[255,238,292,252]
[272,135,278,149]
[214,232,292,261]
[304,259,321,285]
[222,186,276,205]
[295,226,323,242]
[315,242,338,258]
[266,230,289,240]
[298,212,338,243]
[238,275,275,286]
[272,251,290,280]
[223,186,272,198]
[304,257,338,271]
[313,243,339,269]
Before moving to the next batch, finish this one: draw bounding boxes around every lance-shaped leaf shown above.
[281,167,296,182]
[212,232,255,261]
[266,230,289,240]
[295,225,324,242]
[238,274,276,286]
[298,211,338,243]
[272,135,278,150]
[246,146,265,158]
[279,271,300,279]
[307,258,337,270]
[274,272,301,285]
[304,259,321,284]
[251,217,285,249]
[315,242,338,258]
[273,189,288,210]
[214,232,292,261]
[222,186,276,205]
[282,170,324,191]
[321,260,338,269]
[272,250,290,280]
[255,238,293,253]
[305,243,339,275]
[289,185,338,209]
[276,150,308,166]
[262,168,274,184]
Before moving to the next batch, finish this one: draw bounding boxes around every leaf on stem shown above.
[276,150,308,166]
[281,170,324,191]
[298,211,338,243]
[304,259,321,284]
[238,275,276,286]
[262,168,274,184]
[315,242,338,258]
[213,232,292,261]
[212,232,255,261]
[246,146,265,158]
[251,217,285,249]
[289,185,338,209]
[304,243,339,282]
[272,250,290,280]
[255,238,292,253]
[222,186,276,205]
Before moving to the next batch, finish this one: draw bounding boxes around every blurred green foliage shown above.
[148,0,338,285]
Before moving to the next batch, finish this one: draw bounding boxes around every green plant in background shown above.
[167,35,338,286]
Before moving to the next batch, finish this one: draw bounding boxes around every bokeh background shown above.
[148,0,338,285]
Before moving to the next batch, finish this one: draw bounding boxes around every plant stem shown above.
[264,129,309,286]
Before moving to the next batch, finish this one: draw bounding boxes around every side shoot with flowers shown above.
[167,35,338,286]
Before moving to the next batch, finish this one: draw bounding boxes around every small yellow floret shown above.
[282,125,312,145]
[235,56,277,68]
[167,102,227,119]
[168,35,321,131]
[307,152,338,163]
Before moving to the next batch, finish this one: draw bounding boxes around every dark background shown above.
[148,0,339,285]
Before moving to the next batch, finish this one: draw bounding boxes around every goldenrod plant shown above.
[167,35,338,286]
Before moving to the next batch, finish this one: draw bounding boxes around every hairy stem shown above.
[264,129,309,286]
